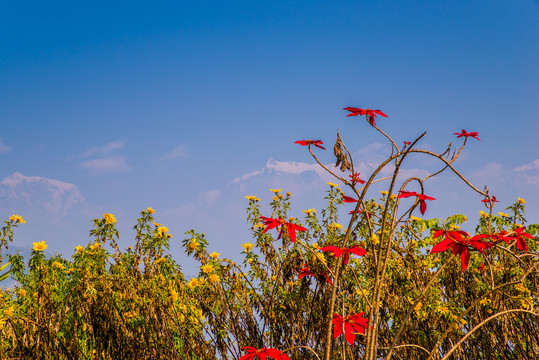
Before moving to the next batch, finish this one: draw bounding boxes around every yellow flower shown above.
[52,261,65,270]
[201,263,214,273]
[270,188,282,193]
[518,197,526,204]
[157,226,169,235]
[247,258,254,264]
[187,278,199,288]
[272,196,279,201]
[410,216,422,222]
[328,222,343,229]
[4,307,14,317]
[170,289,178,302]
[103,213,116,224]
[209,252,220,259]
[379,191,388,196]
[242,242,255,252]
[327,182,338,188]
[286,192,291,197]
[271,275,277,281]
[154,257,166,265]
[18,289,27,297]
[302,208,316,216]
[245,195,261,201]
[312,243,320,250]
[146,207,155,214]
[208,274,220,284]
[32,241,48,252]
[90,242,101,251]
[9,214,25,224]
[479,210,489,218]
[371,235,379,245]
[498,212,509,217]
[253,223,265,228]
[390,194,397,199]
[75,245,84,254]
[188,239,200,250]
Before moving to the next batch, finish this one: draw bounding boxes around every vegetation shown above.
[1,110,538,359]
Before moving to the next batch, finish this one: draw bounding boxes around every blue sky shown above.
[1,0,538,275]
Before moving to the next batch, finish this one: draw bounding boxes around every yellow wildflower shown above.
[188,239,200,250]
[4,307,14,317]
[155,257,166,265]
[170,289,178,302]
[253,223,265,228]
[210,252,220,259]
[52,261,65,270]
[286,192,291,197]
[278,194,284,199]
[302,208,316,216]
[371,235,379,245]
[242,242,255,252]
[187,278,199,288]
[518,197,526,204]
[390,194,397,200]
[498,212,509,217]
[479,210,489,218]
[327,182,338,188]
[32,241,48,252]
[157,226,169,235]
[328,222,343,229]
[312,243,320,250]
[18,289,27,297]
[201,263,214,273]
[270,188,282,193]
[146,207,155,214]
[9,215,25,224]
[247,258,254,264]
[103,213,116,224]
[410,216,422,222]
[245,195,261,201]
[75,245,84,254]
[208,274,220,284]
[90,242,101,251]
[379,191,388,195]
[272,196,279,201]
[271,275,277,281]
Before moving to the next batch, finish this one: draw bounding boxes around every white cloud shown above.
[162,145,188,160]
[82,140,125,158]
[232,169,263,183]
[81,156,130,173]
[514,159,539,187]
[199,189,221,207]
[514,159,539,172]
[0,138,10,154]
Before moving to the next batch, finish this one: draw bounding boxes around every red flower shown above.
[294,139,326,150]
[397,191,436,215]
[404,141,411,146]
[349,209,362,215]
[475,228,533,252]
[342,195,358,203]
[321,245,367,264]
[332,313,368,345]
[349,172,365,185]
[430,230,490,271]
[239,347,290,360]
[454,130,480,141]
[259,216,307,244]
[481,196,499,204]
[298,264,333,285]
[343,107,388,126]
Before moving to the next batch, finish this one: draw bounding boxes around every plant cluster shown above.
[0,107,538,360]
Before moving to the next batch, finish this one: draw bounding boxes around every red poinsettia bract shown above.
[397,190,436,215]
[481,196,499,205]
[239,347,290,360]
[343,107,388,126]
[321,245,367,264]
[349,172,365,185]
[342,195,358,203]
[298,264,333,285]
[430,230,490,271]
[454,130,480,141]
[475,227,533,252]
[259,216,307,244]
[332,313,369,345]
[294,139,326,150]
